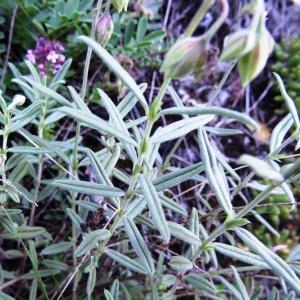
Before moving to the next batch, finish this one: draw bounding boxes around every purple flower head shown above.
[26,37,66,77]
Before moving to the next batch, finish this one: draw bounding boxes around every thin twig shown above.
[0,4,18,85]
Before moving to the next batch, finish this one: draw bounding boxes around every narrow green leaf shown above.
[52,179,124,197]
[161,106,259,130]
[168,221,201,246]
[236,228,300,294]
[184,274,216,294]
[273,73,300,132]
[41,242,73,255]
[105,248,147,274]
[98,89,137,162]
[104,290,114,300]
[123,217,155,275]
[78,36,148,112]
[75,229,111,257]
[58,106,137,146]
[87,266,96,296]
[151,115,214,144]
[66,208,84,229]
[160,195,187,216]
[153,162,204,192]
[231,266,250,300]
[110,279,120,300]
[214,243,268,268]
[0,226,45,240]
[21,77,72,107]
[169,256,193,273]
[140,175,170,242]
[198,128,234,216]
[118,83,147,117]
[68,86,90,112]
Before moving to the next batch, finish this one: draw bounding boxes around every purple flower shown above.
[25,37,66,77]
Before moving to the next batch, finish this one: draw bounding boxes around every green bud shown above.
[238,26,274,86]
[96,13,114,46]
[220,29,256,61]
[112,0,129,13]
[161,36,208,79]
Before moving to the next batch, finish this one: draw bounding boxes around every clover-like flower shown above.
[25,37,65,77]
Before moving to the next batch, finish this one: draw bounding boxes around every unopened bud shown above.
[161,37,208,79]
[220,29,256,61]
[238,27,274,86]
[7,94,26,111]
[112,0,129,13]
[96,13,114,46]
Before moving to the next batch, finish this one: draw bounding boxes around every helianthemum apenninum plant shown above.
[1,0,300,299]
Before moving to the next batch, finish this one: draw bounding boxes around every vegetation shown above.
[0,0,300,299]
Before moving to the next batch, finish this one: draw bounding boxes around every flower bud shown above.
[112,0,129,13]
[96,13,114,46]
[238,27,274,86]
[7,94,26,111]
[220,29,256,61]
[161,37,208,79]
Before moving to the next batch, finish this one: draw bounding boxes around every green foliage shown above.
[272,36,300,108]
[0,0,300,299]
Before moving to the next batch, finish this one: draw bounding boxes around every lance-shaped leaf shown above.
[123,217,155,275]
[198,128,234,216]
[87,266,96,296]
[58,106,137,146]
[231,266,250,300]
[105,248,147,274]
[152,162,204,192]
[118,83,148,117]
[189,207,200,254]
[20,77,72,107]
[169,256,193,274]
[0,226,45,240]
[274,73,300,133]
[184,274,216,294]
[218,276,244,300]
[110,279,120,300]
[213,243,268,268]
[66,208,84,229]
[237,154,283,182]
[139,175,170,242]
[98,89,137,162]
[52,179,124,197]
[161,106,259,130]
[236,228,300,294]
[50,58,72,87]
[270,114,293,154]
[68,86,90,112]
[168,221,201,246]
[75,229,111,257]
[41,242,73,256]
[78,36,148,112]
[151,115,214,144]
[9,102,42,132]
[104,290,114,300]
[160,195,187,216]
[86,149,112,185]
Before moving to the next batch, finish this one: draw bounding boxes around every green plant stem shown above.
[184,0,216,38]
[29,101,47,226]
[205,0,229,41]
[69,1,103,298]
